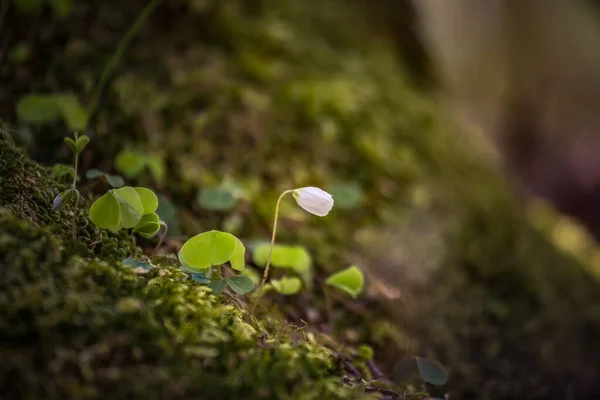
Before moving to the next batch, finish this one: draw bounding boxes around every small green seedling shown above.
[52,131,89,242]
[325,265,364,298]
[197,186,238,211]
[178,230,253,295]
[89,186,162,239]
[86,168,125,188]
[393,356,448,386]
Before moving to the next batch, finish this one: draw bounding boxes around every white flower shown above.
[292,187,334,217]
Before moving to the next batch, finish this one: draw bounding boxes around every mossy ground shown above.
[2,0,600,399]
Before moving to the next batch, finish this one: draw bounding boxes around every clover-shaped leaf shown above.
[271,276,302,295]
[253,244,311,273]
[16,94,61,124]
[191,268,213,284]
[226,276,254,294]
[325,265,364,298]
[89,191,120,232]
[113,187,144,229]
[86,169,125,188]
[133,212,161,238]
[230,237,246,271]
[207,279,228,294]
[197,186,238,211]
[178,230,246,273]
[115,150,147,178]
[135,187,159,214]
[89,186,159,232]
[207,276,254,295]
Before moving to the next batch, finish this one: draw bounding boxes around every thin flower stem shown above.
[252,189,294,312]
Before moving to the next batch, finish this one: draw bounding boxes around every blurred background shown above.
[2,0,600,399]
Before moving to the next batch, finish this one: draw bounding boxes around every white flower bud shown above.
[292,187,334,217]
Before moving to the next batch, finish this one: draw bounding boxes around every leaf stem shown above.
[252,189,293,312]
[72,153,78,188]
[154,221,169,252]
[71,151,79,246]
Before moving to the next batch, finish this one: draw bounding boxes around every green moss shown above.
[0,209,373,399]
[0,134,135,261]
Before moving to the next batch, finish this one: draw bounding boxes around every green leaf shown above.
[51,163,75,179]
[86,169,105,179]
[240,267,261,285]
[106,174,125,188]
[111,187,144,229]
[325,265,364,298]
[86,169,125,188]
[229,237,246,271]
[197,187,238,211]
[89,192,121,232]
[178,230,236,272]
[133,212,161,238]
[135,187,159,214]
[226,276,254,295]
[75,135,90,154]
[115,150,147,178]
[207,279,227,294]
[64,137,77,154]
[327,182,363,210]
[137,222,161,238]
[415,357,448,386]
[54,94,88,131]
[16,94,61,124]
[191,269,212,284]
[134,212,160,229]
[147,154,166,183]
[253,244,312,273]
[271,276,302,295]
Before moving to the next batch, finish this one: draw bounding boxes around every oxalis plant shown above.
[89,186,165,243]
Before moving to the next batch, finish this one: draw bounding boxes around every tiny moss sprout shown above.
[52,131,89,242]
